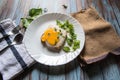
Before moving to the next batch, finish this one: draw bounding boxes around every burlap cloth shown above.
[72,7,120,64]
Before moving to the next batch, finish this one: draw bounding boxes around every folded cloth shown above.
[0,19,35,80]
[72,7,120,64]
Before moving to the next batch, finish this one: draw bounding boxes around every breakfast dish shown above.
[41,20,80,52]
[41,25,67,51]
[23,13,85,66]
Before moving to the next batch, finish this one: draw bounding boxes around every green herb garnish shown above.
[66,37,73,46]
[29,8,42,17]
[73,40,80,51]
[56,20,80,52]
[71,34,77,40]
[56,20,62,27]
[21,18,33,28]
[21,8,43,28]
[63,46,70,52]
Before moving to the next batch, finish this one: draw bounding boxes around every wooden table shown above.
[0,0,120,80]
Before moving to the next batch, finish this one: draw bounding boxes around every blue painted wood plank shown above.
[76,0,82,11]
[22,74,30,80]
[0,0,6,18]
[100,56,120,80]
[74,60,81,80]
[81,0,86,9]
[65,59,81,80]
[38,64,48,80]
[109,0,120,23]
[102,0,120,35]
[95,0,115,27]
[5,0,19,19]
[83,63,104,80]
[66,0,71,13]
[93,0,120,35]
[109,0,120,35]
[0,0,9,20]
[31,69,40,80]
[13,0,28,25]
[93,0,104,17]
[41,0,57,13]
[99,0,120,34]
[81,70,89,80]
[53,0,69,13]
[69,0,77,13]
[115,56,120,74]
[48,66,65,80]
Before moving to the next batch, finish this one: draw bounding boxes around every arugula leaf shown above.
[73,40,80,51]
[56,20,80,52]
[66,37,73,46]
[71,34,77,40]
[56,20,62,27]
[21,8,43,28]
[64,20,69,27]
[29,8,42,17]
[21,18,33,28]
[63,46,70,52]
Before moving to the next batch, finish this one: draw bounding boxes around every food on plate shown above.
[41,20,80,53]
[56,20,80,52]
[41,25,67,51]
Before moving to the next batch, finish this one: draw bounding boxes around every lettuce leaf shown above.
[29,8,42,17]
[21,18,33,28]
[21,8,43,28]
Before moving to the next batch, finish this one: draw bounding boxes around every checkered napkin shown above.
[0,19,35,80]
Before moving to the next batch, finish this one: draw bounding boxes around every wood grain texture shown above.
[0,0,120,80]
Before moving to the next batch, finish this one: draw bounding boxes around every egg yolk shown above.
[41,27,59,45]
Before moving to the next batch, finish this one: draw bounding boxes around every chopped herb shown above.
[73,40,80,51]
[55,41,58,45]
[62,4,68,9]
[63,46,70,52]
[48,33,50,36]
[59,29,61,32]
[62,36,65,38]
[29,8,42,17]
[71,34,77,40]
[66,37,73,46]
[60,33,62,35]
[54,28,57,31]
[57,36,59,39]
[56,20,62,27]
[56,20,80,52]
[58,32,63,37]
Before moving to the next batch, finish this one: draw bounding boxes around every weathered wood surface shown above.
[0,0,120,80]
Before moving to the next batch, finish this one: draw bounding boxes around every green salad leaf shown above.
[71,34,77,40]
[63,46,70,52]
[73,40,80,51]
[66,37,73,46]
[56,20,63,28]
[21,18,33,28]
[21,8,43,28]
[56,20,80,52]
[29,8,42,17]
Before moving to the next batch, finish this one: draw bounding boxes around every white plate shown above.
[23,13,85,66]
